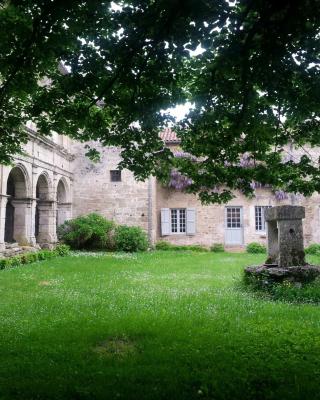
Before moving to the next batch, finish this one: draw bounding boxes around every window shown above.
[226,207,242,228]
[161,208,196,236]
[255,206,271,232]
[171,209,186,233]
[110,170,121,182]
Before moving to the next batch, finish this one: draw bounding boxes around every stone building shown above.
[1,126,320,252]
[0,124,73,252]
[155,130,320,248]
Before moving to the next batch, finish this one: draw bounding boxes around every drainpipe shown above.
[147,176,153,244]
[0,165,3,195]
[289,142,295,206]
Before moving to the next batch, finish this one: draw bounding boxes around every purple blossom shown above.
[224,153,255,168]
[250,181,272,190]
[239,153,255,168]
[168,169,193,190]
[173,151,197,161]
[274,190,289,201]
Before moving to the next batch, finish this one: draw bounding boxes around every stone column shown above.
[30,198,37,245]
[0,195,8,251]
[36,200,57,244]
[11,199,35,246]
[265,205,305,268]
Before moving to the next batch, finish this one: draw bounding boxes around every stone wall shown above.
[0,130,73,251]
[153,142,320,248]
[3,132,320,251]
[155,184,320,248]
[71,141,157,242]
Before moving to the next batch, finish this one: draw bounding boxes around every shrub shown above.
[0,244,70,271]
[305,243,320,255]
[114,225,149,252]
[246,242,266,254]
[37,250,48,261]
[182,245,208,252]
[243,273,320,304]
[57,220,72,241]
[55,244,71,256]
[10,256,22,267]
[21,252,38,264]
[155,241,173,250]
[211,243,225,252]
[0,258,11,269]
[58,213,115,250]
[155,241,208,252]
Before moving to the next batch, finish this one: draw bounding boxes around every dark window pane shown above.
[110,170,121,182]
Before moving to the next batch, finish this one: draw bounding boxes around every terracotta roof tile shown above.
[159,128,180,143]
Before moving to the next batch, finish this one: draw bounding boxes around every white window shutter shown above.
[186,208,196,235]
[161,208,170,236]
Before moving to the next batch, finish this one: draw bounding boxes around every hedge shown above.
[0,244,70,270]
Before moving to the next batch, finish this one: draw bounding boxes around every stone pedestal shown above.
[36,200,57,244]
[244,206,320,285]
[265,206,305,267]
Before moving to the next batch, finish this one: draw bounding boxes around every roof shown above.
[159,128,180,144]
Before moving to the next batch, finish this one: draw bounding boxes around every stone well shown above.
[265,205,305,267]
[245,205,320,284]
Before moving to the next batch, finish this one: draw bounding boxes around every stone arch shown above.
[56,177,69,203]
[35,173,52,243]
[36,172,51,200]
[6,164,30,198]
[4,165,31,244]
[56,177,71,230]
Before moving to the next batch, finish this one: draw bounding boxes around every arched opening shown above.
[56,179,69,231]
[4,167,28,243]
[35,174,50,243]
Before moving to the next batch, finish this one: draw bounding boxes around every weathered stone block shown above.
[266,205,305,267]
[265,205,305,221]
[244,264,320,285]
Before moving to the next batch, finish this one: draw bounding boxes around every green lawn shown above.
[1,251,320,400]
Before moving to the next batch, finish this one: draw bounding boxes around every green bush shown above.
[268,279,320,303]
[21,252,38,264]
[243,274,320,304]
[114,225,149,252]
[305,243,320,255]
[155,241,173,250]
[211,243,225,252]
[58,213,115,250]
[182,245,208,252]
[0,258,11,269]
[37,250,48,261]
[57,220,72,241]
[155,241,208,252]
[0,244,70,271]
[55,244,71,256]
[246,242,266,254]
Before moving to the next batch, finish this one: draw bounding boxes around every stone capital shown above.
[11,198,34,208]
[265,205,305,222]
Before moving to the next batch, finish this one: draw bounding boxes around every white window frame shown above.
[255,206,271,232]
[170,208,186,234]
[225,206,242,229]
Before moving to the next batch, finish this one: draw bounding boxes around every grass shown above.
[0,251,320,400]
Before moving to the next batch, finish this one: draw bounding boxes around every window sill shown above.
[255,231,266,238]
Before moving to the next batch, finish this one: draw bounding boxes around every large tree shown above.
[0,0,320,202]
